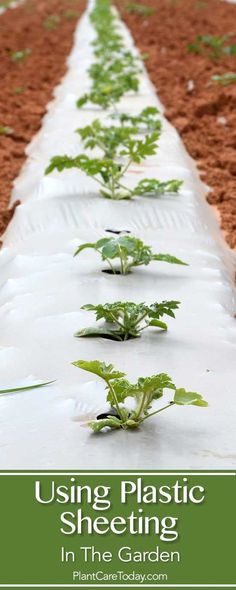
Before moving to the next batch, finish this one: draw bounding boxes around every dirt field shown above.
[116,0,236,247]
[0,0,86,237]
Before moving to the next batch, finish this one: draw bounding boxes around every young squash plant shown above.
[76,67,140,110]
[76,119,141,159]
[75,300,180,341]
[88,52,141,84]
[74,235,187,275]
[92,33,125,60]
[73,360,208,432]
[111,106,162,133]
[46,128,182,200]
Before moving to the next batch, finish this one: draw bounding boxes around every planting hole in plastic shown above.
[96,409,121,420]
[105,229,131,235]
[102,268,122,275]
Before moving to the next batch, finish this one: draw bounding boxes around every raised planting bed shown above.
[0,0,235,469]
[115,0,236,248]
[0,0,86,237]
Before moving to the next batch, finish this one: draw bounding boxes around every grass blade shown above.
[0,381,55,395]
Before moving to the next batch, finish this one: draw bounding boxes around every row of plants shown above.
[45,0,183,201]
[63,0,207,432]
[188,34,236,86]
[45,101,182,201]
[1,0,207,432]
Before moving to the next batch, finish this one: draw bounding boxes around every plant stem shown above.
[132,311,147,328]
[117,180,133,197]
[91,125,107,154]
[118,246,125,274]
[109,312,126,332]
[108,381,122,418]
[117,158,132,181]
[92,175,108,189]
[141,402,175,422]
[103,256,116,274]
[135,393,147,421]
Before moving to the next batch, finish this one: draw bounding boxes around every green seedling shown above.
[46,129,182,200]
[77,123,139,159]
[62,9,78,18]
[76,119,158,158]
[86,55,141,104]
[77,71,140,110]
[73,360,208,432]
[12,86,25,94]
[93,34,125,59]
[76,300,180,340]
[111,106,162,133]
[89,52,141,81]
[0,381,54,395]
[43,14,60,30]
[74,235,187,275]
[0,125,13,136]
[11,48,32,62]
[188,34,236,60]
[211,72,236,86]
[45,153,181,201]
[125,2,155,16]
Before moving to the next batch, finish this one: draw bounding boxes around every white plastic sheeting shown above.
[0,0,235,469]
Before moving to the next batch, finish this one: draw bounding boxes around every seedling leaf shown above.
[174,388,208,406]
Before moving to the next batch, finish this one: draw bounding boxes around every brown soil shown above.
[116,0,236,248]
[0,0,86,237]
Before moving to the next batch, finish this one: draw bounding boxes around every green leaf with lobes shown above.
[72,360,125,381]
[174,389,208,407]
[112,106,161,133]
[134,178,183,196]
[75,300,180,340]
[89,417,122,432]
